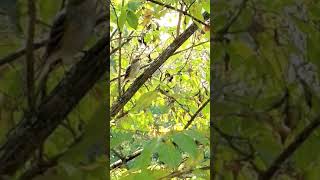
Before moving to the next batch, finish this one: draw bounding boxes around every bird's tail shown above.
[121,78,130,93]
[35,53,50,82]
[35,54,58,97]
[36,62,51,87]
[35,55,59,86]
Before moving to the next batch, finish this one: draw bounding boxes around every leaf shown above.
[185,129,209,145]
[157,142,182,168]
[305,163,320,180]
[121,169,167,180]
[127,0,141,12]
[193,168,210,179]
[228,40,255,60]
[132,91,159,112]
[0,67,23,96]
[253,93,286,111]
[150,105,169,115]
[38,0,62,24]
[83,165,108,179]
[189,3,204,28]
[60,162,81,176]
[132,138,159,169]
[201,0,210,13]
[59,103,106,164]
[110,131,133,148]
[127,10,138,29]
[254,133,282,166]
[118,7,127,31]
[292,131,320,170]
[172,132,199,158]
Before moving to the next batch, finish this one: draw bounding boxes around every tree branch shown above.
[19,134,83,179]
[173,40,209,55]
[0,14,107,67]
[26,0,36,113]
[159,165,209,180]
[110,149,143,169]
[146,0,209,28]
[0,40,47,67]
[110,12,210,118]
[0,33,110,175]
[260,115,320,180]
[159,88,192,117]
[184,99,210,129]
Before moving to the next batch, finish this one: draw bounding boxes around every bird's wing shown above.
[44,9,67,60]
[124,65,132,80]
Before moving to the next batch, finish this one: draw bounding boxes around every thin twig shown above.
[0,13,107,67]
[146,0,209,28]
[184,99,209,129]
[176,2,183,36]
[118,32,122,96]
[217,0,249,34]
[19,134,83,179]
[159,89,192,117]
[173,40,209,55]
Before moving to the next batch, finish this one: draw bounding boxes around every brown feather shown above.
[44,9,67,60]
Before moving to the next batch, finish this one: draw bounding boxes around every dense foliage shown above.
[110,0,210,179]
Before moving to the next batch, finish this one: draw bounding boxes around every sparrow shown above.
[123,58,141,84]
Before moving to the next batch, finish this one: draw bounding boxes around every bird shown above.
[123,58,141,84]
[36,0,98,88]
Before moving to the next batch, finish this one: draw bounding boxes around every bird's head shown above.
[132,58,140,64]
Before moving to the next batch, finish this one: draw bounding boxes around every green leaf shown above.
[132,91,159,112]
[0,67,23,96]
[127,0,141,12]
[118,7,127,31]
[193,168,210,179]
[228,40,255,60]
[254,133,282,166]
[305,163,320,180]
[150,105,169,115]
[59,162,81,177]
[189,3,204,28]
[185,129,209,145]
[132,138,159,169]
[293,131,320,170]
[110,131,133,148]
[157,142,182,168]
[38,0,62,24]
[127,10,138,29]
[121,169,167,180]
[172,132,198,158]
[201,0,210,13]
[58,103,106,164]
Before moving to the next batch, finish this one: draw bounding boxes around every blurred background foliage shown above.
[0,0,109,179]
[213,0,320,179]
